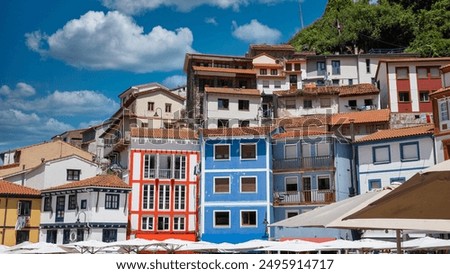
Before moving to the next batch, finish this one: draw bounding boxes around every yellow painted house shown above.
[0,179,41,246]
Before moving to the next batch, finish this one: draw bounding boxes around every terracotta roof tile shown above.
[0,180,40,196]
[192,66,256,75]
[275,115,330,128]
[272,128,330,139]
[355,125,434,143]
[201,126,274,138]
[431,86,450,96]
[330,109,391,125]
[204,87,260,96]
[130,127,198,139]
[441,64,450,72]
[274,86,340,97]
[42,175,131,192]
[338,84,379,97]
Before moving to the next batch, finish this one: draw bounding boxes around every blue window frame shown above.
[390,177,405,184]
[400,142,420,162]
[372,145,391,164]
[368,179,382,190]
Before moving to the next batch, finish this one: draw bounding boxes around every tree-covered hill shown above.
[289,0,450,57]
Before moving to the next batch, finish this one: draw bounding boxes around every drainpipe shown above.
[349,119,357,196]
[1,195,8,245]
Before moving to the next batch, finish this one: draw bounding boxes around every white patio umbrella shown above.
[256,240,320,253]
[64,239,112,254]
[401,236,450,250]
[110,238,163,253]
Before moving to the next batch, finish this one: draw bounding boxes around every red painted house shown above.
[127,127,200,241]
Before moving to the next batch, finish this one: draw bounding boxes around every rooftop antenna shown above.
[299,0,304,30]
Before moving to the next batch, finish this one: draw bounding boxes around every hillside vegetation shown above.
[290,0,450,56]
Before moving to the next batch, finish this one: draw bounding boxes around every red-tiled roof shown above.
[201,126,274,137]
[272,129,330,139]
[379,57,450,63]
[0,180,40,196]
[275,115,330,128]
[192,66,256,75]
[355,125,434,143]
[338,84,379,97]
[441,64,450,72]
[431,87,450,96]
[130,127,198,139]
[330,109,391,125]
[42,175,131,192]
[274,86,340,97]
[249,44,295,50]
[204,86,260,96]
[253,63,283,68]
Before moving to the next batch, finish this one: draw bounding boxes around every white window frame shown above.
[240,210,257,228]
[173,216,185,231]
[173,185,186,210]
[213,144,230,161]
[240,143,257,160]
[284,144,297,159]
[158,184,170,210]
[141,216,154,231]
[285,176,298,192]
[240,176,257,193]
[157,216,170,231]
[285,210,300,219]
[213,210,231,228]
[213,177,231,194]
[142,184,155,210]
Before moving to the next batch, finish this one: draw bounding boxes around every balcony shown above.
[273,189,336,205]
[273,156,334,171]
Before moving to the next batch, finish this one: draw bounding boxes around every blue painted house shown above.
[271,129,353,240]
[199,127,274,243]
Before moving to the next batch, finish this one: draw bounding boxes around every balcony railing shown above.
[273,189,335,205]
[273,156,334,171]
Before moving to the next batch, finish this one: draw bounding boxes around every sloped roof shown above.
[130,127,198,140]
[274,86,340,97]
[249,44,295,51]
[42,175,131,192]
[272,128,331,139]
[275,115,329,128]
[430,86,450,96]
[204,87,260,96]
[338,84,379,97]
[201,126,274,138]
[330,109,391,126]
[355,125,434,143]
[0,179,40,197]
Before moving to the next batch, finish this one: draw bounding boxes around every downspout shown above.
[349,119,357,196]
[1,195,8,245]
[432,134,437,165]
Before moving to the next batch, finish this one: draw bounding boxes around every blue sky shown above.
[0,0,327,153]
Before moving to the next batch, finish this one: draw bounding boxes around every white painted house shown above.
[355,125,435,194]
[203,86,262,128]
[40,175,131,244]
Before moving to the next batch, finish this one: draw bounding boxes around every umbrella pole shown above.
[396,230,402,254]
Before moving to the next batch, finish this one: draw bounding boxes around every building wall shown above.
[357,135,435,193]
[338,94,379,113]
[0,196,41,246]
[276,96,339,117]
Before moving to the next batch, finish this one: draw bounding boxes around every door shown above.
[302,177,312,203]
[55,196,65,222]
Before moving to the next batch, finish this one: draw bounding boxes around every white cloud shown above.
[0,83,36,97]
[205,17,218,26]
[232,19,282,44]
[78,120,105,129]
[101,0,250,14]
[25,11,195,73]
[163,75,186,89]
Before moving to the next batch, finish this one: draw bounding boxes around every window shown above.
[289,75,297,85]
[174,155,186,179]
[317,142,330,156]
[270,69,278,75]
[46,230,57,244]
[214,177,230,193]
[43,197,52,212]
[317,61,326,75]
[239,120,250,127]
[144,155,156,178]
[174,185,185,210]
[241,177,256,193]
[331,60,340,75]
[286,63,292,71]
[320,98,331,108]
[16,231,29,245]
[241,211,257,226]
[262,80,269,88]
[398,92,410,102]
[218,98,229,110]
[142,184,155,210]
[419,91,429,102]
[141,216,154,230]
[80,199,87,210]
[68,194,77,210]
[102,229,117,242]
[260,69,267,75]
[332,79,339,86]
[285,99,296,109]
[365,99,373,106]
[241,143,256,159]
[365,59,371,73]
[157,216,170,230]
[147,102,154,111]
[67,169,80,181]
[214,211,230,227]
[348,79,353,85]
[158,185,170,210]
[284,144,297,159]
[286,211,299,218]
[173,217,185,231]
[274,81,281,88]
[302,143,312,157]
[105,194,119,209]
[396,67,408,79]
[285,177,298,191]
[214,144,230,160]
[303,99,312,109]
[440,100,449,121]
[400,142,420,162]
[63,229,71,244]
[390,177,406,184]
[417,67,428,79]
[294,63,301,71]
[238,100,250,111]
[318,176,331,190]
[165,103,172,113]
[368,179,382,190]
[373,145,391,164]
[348,100,357,109]
[217,119,229,128]
[430,67,440,78]
[18,200,31,216]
